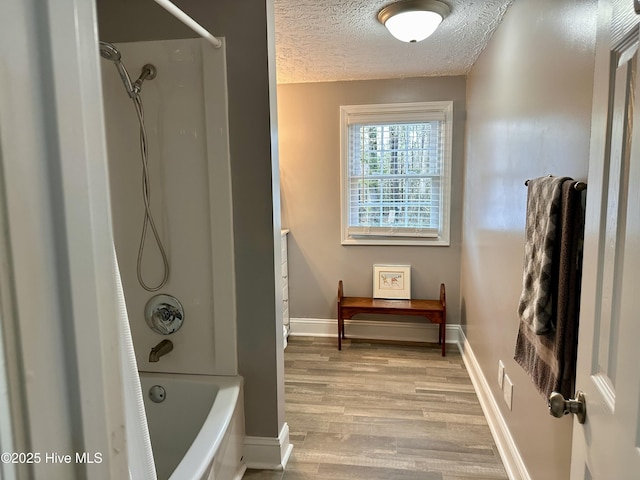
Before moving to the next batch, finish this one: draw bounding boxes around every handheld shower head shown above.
[99,41,135,97]
[99,41,121,62]
[99,41,157,98]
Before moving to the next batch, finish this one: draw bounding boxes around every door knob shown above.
[548,391,586,424]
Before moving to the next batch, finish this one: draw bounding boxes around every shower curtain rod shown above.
[154,0,222,48]
[524,177,587,191]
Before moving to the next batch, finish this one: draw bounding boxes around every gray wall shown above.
[461,0,597,477]
[98,0,284,439]
[278,77,466,324]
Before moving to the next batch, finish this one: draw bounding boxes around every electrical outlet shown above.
[503,375,513,410]
[498,360,505,389]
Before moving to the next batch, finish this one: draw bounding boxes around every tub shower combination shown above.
[141,374,244,480]
[101,29,242,480]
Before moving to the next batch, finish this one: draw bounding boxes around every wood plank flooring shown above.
[243,337,507,480]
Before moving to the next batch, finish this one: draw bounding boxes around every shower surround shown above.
[102,38,237,376]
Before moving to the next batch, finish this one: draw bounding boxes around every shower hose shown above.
[132,94,169,292]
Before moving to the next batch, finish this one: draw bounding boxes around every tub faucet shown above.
[149,339,173,362]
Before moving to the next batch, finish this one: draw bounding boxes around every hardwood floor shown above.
[244,337,507,480]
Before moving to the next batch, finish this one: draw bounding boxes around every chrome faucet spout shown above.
[149,339,173,362]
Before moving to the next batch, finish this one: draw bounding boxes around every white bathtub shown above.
[140,373,245,480]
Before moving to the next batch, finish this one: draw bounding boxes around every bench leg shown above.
[338,314,342,350]
[440,323,446,357]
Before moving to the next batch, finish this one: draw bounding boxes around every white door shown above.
[570,1,640,478]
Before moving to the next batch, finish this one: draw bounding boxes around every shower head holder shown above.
[132,64,157,95]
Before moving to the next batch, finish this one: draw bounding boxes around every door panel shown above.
[571,2,640,478]
[594,32,635,407]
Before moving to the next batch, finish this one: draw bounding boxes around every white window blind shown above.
[340,102,452,245]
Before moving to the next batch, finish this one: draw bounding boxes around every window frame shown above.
[339,101,453,246]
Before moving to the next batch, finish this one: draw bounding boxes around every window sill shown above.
[341,237,450,246]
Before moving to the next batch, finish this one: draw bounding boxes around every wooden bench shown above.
[337,280,447,356]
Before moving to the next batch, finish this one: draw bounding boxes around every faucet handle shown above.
[145,295,184,335]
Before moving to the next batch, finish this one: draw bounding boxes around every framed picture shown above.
[373,264,411,299]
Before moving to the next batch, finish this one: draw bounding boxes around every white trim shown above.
[231,466,248,480]
[0,0,128,477]
[289,317,459,344]
[243,423,293,470]
[203,38,239,375]
[341,236,451,246]
[341,101,452,122]
[457,326,531,480]
[339,101,453,246]
[283,325,289,349]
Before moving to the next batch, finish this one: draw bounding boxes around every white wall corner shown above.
[289,317,459,345]
[243,422,293,470]
[456,326,531,480]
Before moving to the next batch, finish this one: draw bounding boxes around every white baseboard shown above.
[243,422,293,470]
[456,326,530,480]
[231,465,247,480]
[289,317,459,344]
[283,324,288,349]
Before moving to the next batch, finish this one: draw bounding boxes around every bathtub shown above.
[140,373,245,480]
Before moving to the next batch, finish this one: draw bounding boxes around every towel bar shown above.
[524,178,587,191]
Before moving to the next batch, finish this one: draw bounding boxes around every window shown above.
[340,101,453,245]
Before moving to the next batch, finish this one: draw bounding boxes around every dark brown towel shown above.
[514,179,584,399]
[517,176,569,334]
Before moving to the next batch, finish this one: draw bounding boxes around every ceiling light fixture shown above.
[377,0,450,43]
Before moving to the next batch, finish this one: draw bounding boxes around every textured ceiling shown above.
[274,0,514,84]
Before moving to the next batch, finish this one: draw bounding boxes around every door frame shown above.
[0,0,128,478]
